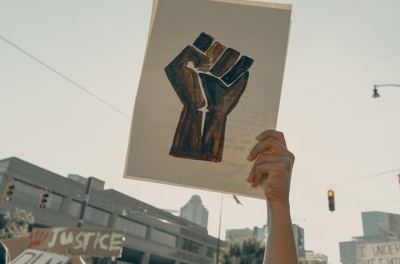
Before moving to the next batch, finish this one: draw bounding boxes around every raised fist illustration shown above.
[165,33,253,162]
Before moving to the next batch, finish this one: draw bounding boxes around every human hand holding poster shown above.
[124,0,292,198]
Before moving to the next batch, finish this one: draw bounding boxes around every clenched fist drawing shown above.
[165,33,254,162]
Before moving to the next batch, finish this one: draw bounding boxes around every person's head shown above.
[0,242,11,264]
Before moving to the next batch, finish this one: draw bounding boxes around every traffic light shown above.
[38,189,50,209]
[328,189,335,212]
[3,183,15,202]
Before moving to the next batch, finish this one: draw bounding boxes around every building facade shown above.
[362,211,400,241]
[180,195,209,229]
[339,211,400,264]
[226,223,305,257]
[0,157,222,264]
[225,228,253,244]
[293,224,305,258]
[299,250,328,264]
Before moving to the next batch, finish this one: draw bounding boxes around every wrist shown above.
[267,200,291,216]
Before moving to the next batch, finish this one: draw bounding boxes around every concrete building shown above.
[225,228,253,244]
[339,211,400,264]
[299,250,328,264]
[226,223,305,258]
[180,195,208,229]
[362,211,400,241]
[0,157,222,264]
[253,225,267,244]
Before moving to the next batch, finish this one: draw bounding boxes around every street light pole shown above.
[372,84,400,98]
[215,193,223,264]
[395,174,400,213]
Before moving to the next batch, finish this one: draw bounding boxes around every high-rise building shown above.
[339,211,400,264]
[0,157,222,264]
[362,211,400,241]
[180,195,209,228]
[293,224,306,258]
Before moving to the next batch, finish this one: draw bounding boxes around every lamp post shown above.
[215,193,223,264]
[372,84,400,98]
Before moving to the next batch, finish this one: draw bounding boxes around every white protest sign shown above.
[11,249,69,264]
[357,242,400,264]
[28,228,125,257]
[124,0,292,199]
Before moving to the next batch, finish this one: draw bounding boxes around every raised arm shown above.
[247,130,298,264]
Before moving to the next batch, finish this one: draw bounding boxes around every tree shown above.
[220,238,265,264]
[0,208,35,239]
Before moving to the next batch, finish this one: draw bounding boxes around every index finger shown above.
[256,130,287,147]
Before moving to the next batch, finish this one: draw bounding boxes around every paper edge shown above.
[123,0,159,181]
[211,0,292,11]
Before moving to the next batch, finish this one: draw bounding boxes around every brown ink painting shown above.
[165,32,254,162]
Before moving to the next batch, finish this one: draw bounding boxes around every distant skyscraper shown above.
[180,195,209,228]
[362,211,400,241]
[293,224,305,258]
[339,211,400,264]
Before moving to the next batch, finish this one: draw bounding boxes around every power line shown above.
[0,35,131,119]
[294,168,400,192]
[331,168,400,187]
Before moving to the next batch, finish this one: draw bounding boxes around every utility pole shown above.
[215,193,223,264]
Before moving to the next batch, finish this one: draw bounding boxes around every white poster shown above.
[124,0,291,198]
[357,242,400,264]
[11,249,69,264]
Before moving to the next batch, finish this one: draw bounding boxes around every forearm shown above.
[264,202,298,264]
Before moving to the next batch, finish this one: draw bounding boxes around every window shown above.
[13,181,63,210]
[150,229,176,247]
[206,247,216,259]
[182,239,202,254]
[0,161,9,173]
[47,192,63,210]
[14,181,42,200]
[84,206,110,226]
[114,217,147,238]
[68,200,83,217]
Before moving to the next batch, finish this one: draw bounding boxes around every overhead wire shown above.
[330,168,400,187]
[294,168,400,193]
[0,35,131,119]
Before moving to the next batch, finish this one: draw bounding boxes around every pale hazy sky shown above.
[1,1,399,263]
